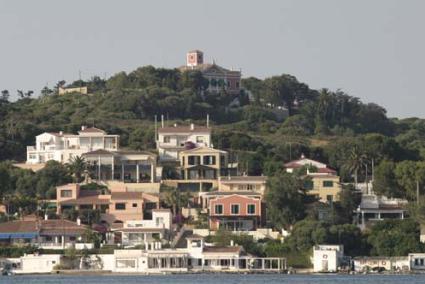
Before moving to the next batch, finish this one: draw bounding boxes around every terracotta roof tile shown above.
[78,127,106,134]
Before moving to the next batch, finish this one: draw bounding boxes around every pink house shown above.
[209,194,264,231]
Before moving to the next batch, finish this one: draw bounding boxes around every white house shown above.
[313,245,344,272]
[102,235,285,273]
[353,256,409,272]
[11,254,61,274]
[26,126,119,164]
[284,155,336,174]
[354,194,408,230]
[409,253,425,271]
[156,124,211,161]
[111,209,173,247]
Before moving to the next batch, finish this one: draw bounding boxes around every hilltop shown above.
[0,65,424,177]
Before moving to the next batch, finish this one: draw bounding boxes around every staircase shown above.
[171,226,194,249]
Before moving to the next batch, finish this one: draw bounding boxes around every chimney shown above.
[76,217,81,226]
[161,115,164,128]
[206,114,210,128]
[174,123,177,127]
[81,126,86,131]
[44,214,48,220]
[190,123,194,130]
[230,240,234,247]
[59,131,63,136]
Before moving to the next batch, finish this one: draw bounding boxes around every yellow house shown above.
[306,173,342,202]
[58,86,88,95]
[180,146,229,180]
[163,146,236,192]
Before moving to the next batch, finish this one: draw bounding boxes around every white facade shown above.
[409,253,425,271]
[106,239,285,273]
[156,124,211,161]
[12,254,61,274]
[353,256,409,272]
[355,194,408,230]
[124,210,172,231]
[115,210,172,247]
[313,245,344,272]
[26,126,119,164]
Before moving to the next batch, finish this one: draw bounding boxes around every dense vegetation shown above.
[1,65,425,262]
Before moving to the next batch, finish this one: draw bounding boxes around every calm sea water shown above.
[0,274,424,284]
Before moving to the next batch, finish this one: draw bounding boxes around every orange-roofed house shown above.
[284,155,342,203]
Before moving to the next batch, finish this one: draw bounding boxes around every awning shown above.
[0,232,39,239]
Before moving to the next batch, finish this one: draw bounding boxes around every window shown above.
[247,184,253,190]
[231,204,240,215]
[188,156,200,165]
[326,195,333,203]
[247,204,256,215]
[323,180,334,187]
[29,154,37,160]
[163,136,170,143]
[203,155,216,165]
[115,203,126,210]
[215,204,223,215]
[155,217,164,226]
[116,259,136,268]
[60,190,72,198]
[132,203,138,208]
[304,180,313,190]
[196,136,204,143]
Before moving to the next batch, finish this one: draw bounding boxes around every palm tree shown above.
[344,146,366,189]
[162,186,190,216]
[67,156,87,183]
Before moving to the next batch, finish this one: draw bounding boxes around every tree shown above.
[67,156,87,183]
[395,161,425,200]
[343,146,366,188]
[0,90,9,102]
[161,186,190,216]
[266,172,306,229]
[373,160,402,198]
[82,229,101,248]
[264,74,310,115]
[35,161,73,198]
[17,90,33,99]
[0,162,12,199]
[128,126,155,150]
[40,86,53,97]
[409,197,425,225]
[367,219,424,256]
[285,220,328,251]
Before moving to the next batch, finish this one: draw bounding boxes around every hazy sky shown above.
[1,0,424,118]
